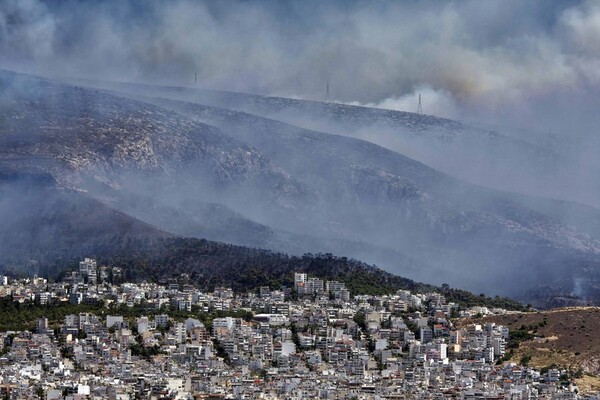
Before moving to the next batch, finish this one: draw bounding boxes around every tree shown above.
[353,311,367,331]
[290,322,301,348]
[520,354,531,366]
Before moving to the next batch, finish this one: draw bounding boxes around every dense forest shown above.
[0,186,526,312]
[36,237,526,311]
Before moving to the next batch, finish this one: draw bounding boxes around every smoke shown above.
[2,0,600,133]
[350,86,461,120]
[5,1,600,305]
[572,276,585,298]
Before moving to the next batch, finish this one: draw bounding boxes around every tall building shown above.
[174,322,186,344]
[339,288,351,302]
[326,281,346,294]
[35,292,50,306]
[294,273,307,292]
[79,258,97,284]
[305,278,324,295]
[420,326,433,344]
[155,314,169,328]
[36,317,49,334]
[294,272,307,290]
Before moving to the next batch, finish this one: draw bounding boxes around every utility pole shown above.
[417,93,423,114]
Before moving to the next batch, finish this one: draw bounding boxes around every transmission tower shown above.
[417,93,422,114]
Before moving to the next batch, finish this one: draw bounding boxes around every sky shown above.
[2,0,600,134]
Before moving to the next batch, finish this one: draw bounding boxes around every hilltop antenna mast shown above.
[417,93,423,114]
[326,81,330,103]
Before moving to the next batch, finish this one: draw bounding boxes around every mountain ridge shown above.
[2,70,600,306]
[81,78,599,207]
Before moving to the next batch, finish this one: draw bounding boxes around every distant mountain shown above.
[90,82,600,207]
[112,94,600,300]
[3,70,600,306]
[0,175,525,312]
[0,70,312,214]
[0,180,170,271]
[0,70,426,280]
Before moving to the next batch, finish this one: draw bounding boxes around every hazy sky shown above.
[2,0,600,133]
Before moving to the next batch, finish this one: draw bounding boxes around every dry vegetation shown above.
[466,308,600,377]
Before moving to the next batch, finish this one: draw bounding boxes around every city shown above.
[0,259,588,399]
[4,1,600,399]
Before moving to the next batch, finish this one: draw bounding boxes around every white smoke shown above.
[2,0,600,133]
[353,86,461,120]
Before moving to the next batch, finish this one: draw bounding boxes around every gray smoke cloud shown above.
[4,0,600,304]
[3,0,600,133]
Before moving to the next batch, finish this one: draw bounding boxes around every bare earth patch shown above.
[460,307,600,393]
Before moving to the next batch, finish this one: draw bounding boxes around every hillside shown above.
[4,70,600,306]
[0,177,523,312]
[0,184,524,313]
[110,93,600,302]
[469,308,600,391]
[0,70,313,213]
[47,236,522,311]
[82,81,600,207]
[0,182,170,273]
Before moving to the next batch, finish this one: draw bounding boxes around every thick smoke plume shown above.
[3,0,600,133]
[3,1,600,305]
